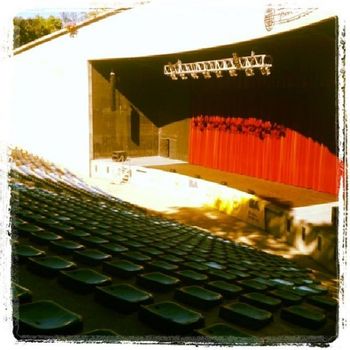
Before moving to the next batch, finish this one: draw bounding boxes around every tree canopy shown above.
[13,10,111,49]
[13,16,63,48]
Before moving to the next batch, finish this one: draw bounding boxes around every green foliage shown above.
[13,16,63,49]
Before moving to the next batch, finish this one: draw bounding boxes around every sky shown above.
[16,9,90,19]
[11,0,150,19]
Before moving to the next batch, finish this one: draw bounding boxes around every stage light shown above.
[179,73,188,80]
[164,51,272,80]
[232,53,241,69]
[245,68,255,76]
[203,71,211,79]
[229,69,238,77]
[260,66,271,76]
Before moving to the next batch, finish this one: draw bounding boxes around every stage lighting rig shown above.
[164,51,272,80]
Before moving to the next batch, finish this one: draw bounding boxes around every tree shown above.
[13,16,63,48]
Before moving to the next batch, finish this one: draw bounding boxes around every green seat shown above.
[269,289,302,305]
[228,263,249,272]
[108,235,128,244]
[30,231,62,244]
[290,285,325,297]
[103,259,144,278]
[80,235,109,247]
[147,259,178,273]
[207,280,243,298]
[154,243,171,250]
[177,270,208,285]
[14,244,46,263]
[50,239,85,254]
[14,300,83,335]
[13,223,43,237]
[186,255,206,263]
[207,270,237,282]
[307,284,328,294]
[139,247,163,256]
[99,243,128,255]
[175,285,223,309]
[45,222,75,235]
[28,256,76,276]
[59,268,112,292]
[227,269,251,279]
[182,261,209,272]
[32,217,61,231]
[64,230,91,240]
[238,279,269,292]
[250,277,277,287]
[95,283,153,312]
[195,323,254,343]
[121,251,152,263]
[139,301,204,334]
[294,278,316,286]
[307,295,338,311]
[269,278,295,288]
[137,272,180,292]
[123,240,145,249]
[161,254,185,264]
[74,249,112,266]
[281,305,326,329]
[219,302,273,330]
[88,228,113,237]
[84,329,119,336]
[139,246,162,262]
[169,248,188,257]
[204,261,225,270]
[240,292,282,311]
[12,283,32,303]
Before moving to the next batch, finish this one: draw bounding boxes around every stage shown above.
[91,157,337,208]
[89,156,338,274]
[148,162,337,208]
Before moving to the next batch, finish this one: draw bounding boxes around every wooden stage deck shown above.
[148,163,337,208]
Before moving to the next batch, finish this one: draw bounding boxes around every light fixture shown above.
[203,71,211,79]
[179,73,188,80]
[260,66,271,76]
[232,53,241,69]
[228,69,238,77]
[170,72,178,80]
[245,68,255,77]
[164,51,272,80]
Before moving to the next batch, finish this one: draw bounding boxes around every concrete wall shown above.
[159,119,189,161]
[11,44,90,175]
[91,65,158,159]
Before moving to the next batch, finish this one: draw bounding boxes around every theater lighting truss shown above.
[164,51,272,80]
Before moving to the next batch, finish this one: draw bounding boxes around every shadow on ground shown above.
[148,205,339,298]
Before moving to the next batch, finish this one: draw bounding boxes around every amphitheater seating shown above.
[14,300,83,335]
[9,148,338,344]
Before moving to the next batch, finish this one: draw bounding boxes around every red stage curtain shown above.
[189,116,340,195]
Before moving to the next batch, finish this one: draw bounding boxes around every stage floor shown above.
[148,163,337,208]
[95,156,186,167]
